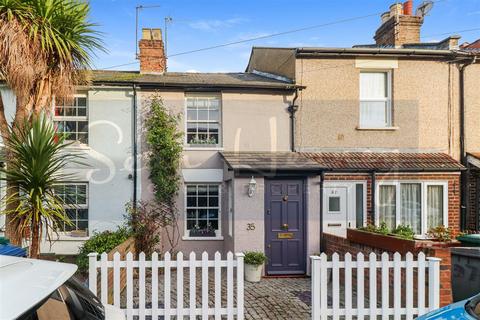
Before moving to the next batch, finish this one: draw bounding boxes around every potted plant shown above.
[244,251,267,282]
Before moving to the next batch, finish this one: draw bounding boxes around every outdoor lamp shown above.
[248,176,257,197]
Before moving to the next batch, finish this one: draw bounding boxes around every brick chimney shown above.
[139,28,166,74]
[374,1,424,48]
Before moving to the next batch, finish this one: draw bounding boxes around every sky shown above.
[89,0,480,72]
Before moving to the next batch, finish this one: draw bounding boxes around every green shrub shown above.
[76,227,132,273]
[427,225,452,242]
[392,224,415,240]
[244,251,267,266]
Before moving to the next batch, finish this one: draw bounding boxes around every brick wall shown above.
[324,173,462,236]
[322,232,453,306]
[374,15,424,47]
[139,39,166,73]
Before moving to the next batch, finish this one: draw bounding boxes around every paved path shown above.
[244,277,311,320]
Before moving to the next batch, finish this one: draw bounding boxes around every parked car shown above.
[0,255,125,320]
[417,294,480,319]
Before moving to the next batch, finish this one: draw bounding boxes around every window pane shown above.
[76,97,87,107]
[379,185,396,230]
[77,107,87,117]
[427,185,444,229]
[400,183,422,234]
[328,196,341,212]
[360,101,388,127]
[360,72,387,99]
[356,184,364,228]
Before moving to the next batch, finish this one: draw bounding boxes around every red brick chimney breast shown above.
[139,28,166,74]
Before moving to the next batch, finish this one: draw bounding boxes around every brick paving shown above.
[124,270,314,319]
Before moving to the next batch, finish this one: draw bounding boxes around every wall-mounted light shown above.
[248,176,257,197]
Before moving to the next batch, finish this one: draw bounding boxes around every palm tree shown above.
[0,113,82,258]
[0,0,104,244]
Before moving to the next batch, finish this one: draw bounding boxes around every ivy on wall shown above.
[144,95,183,204]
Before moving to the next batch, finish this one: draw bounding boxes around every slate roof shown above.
[92,70,295,89]
[302,152,464,172]
[220,152,320,172]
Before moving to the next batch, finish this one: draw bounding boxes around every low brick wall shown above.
[322,232,453,306]
[98,237,136,304]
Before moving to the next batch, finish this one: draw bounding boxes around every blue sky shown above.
[90,0,480,72]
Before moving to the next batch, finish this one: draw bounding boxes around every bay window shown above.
[376,181,447,235]
[359,71,392,128]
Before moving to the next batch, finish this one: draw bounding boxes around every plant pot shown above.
[244,263,263,282]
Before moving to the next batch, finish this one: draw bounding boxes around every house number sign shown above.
[246,223,256,231]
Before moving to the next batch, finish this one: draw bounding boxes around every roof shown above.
[302,152,464,172]
[221,152,320,172]
[92,70,295,90]
[0,255,77,319]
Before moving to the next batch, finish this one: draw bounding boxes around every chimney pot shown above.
[389,3,404,16]
[139,28,166,74]
[403,0,413,16]
[381,12,391,23]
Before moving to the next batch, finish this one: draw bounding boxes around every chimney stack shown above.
[139,28,166,74]
[374,1,424,48]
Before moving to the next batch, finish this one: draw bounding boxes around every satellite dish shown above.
[416,1,434,17]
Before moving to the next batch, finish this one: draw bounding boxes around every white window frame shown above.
[53,93,89,145]
[53,182,89,235]
[375,180,448,235]
[359,70,393,129]
[183,183,223,240]
[184,94,222,148]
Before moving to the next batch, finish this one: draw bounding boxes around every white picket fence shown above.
[311,252,441,320]
[88,251,245,320]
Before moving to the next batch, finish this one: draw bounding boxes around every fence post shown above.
[88,252,98,295]
[427,257,441,310]
[235,253,245,320]
[311,256,321,320]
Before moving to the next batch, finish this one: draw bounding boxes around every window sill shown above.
[64,144,90,150]
[182,236,224,241]
[57,234,90,241]
[356,126,399,131]
[184,146,224,151]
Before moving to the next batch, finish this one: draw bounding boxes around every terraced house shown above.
[1,1,479,272]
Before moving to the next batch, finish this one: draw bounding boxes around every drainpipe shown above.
[287,89,299,152]
[371,171,376,224]
[132,84,138,208]
[459,57,476,230]
[319,171,325,252]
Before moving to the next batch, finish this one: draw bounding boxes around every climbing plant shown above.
[142,95,183,253]
[144,95,183,204]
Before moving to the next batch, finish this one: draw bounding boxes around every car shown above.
[417,294,480,320]
[0,255,125,320]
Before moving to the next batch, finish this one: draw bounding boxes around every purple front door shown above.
[265,179,306,275]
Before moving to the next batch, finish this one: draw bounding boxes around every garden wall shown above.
[322,232,453,306]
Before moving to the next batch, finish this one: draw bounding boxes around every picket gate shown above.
[311,252,441,320]
[88,251,245,320]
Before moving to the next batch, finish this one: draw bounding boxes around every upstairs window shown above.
[54,95,88,144]
[186,95,221,147]
[359,71,392,128]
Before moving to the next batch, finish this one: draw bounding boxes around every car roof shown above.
[0,255,77,319]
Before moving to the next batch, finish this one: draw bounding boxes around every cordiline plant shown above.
[0,113,83,258]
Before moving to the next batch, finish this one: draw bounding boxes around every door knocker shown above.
[282,195,288,201]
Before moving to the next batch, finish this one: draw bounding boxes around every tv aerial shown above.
[416,1,434,17]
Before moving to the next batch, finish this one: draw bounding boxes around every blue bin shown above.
[0,243,27,257]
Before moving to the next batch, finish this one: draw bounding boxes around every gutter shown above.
[296,47,471,58]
